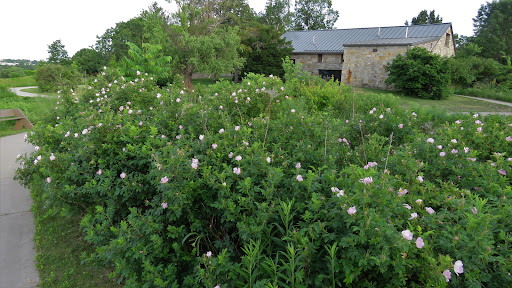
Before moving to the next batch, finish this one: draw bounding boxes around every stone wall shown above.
[415,27,455,57]
[290,54,343,75]
[341,45,408,89]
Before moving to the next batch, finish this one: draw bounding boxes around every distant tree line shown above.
[34,0,339,91]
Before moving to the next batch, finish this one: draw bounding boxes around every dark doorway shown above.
[318,69,342,82]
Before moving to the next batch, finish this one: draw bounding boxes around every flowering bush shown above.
[17,68,512,287]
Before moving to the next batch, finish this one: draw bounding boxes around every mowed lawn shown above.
[355,87,512,113]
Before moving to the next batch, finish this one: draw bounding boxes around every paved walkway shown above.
[8,86,49,98]
[0,133,39,287]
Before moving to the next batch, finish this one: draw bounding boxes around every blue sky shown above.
[0,0,488,60]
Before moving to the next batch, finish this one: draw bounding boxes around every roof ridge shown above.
[282,23,452,33]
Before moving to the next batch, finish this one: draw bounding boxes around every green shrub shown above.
[35,63,80,92]
[16,68,512,287]
[386,47,450,100]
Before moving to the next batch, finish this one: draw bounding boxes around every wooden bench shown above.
[0,108,33,130]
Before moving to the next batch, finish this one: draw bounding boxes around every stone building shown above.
[282,23,455,89]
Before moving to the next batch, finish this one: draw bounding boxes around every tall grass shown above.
[454,86,512,103]
[0,76,37,88]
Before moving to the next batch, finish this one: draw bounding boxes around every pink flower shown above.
[46,177,51,183]
[331,187,344,197]
[347,206,356,215]
[464,147,470,153]
[451,149,458,154]
[228,152,233,158]
[416,199,423,204]
[191,158,199,169]
[409,212,418,220]
[199,135,204,141]
[291,109,296,113]
[120,172,126,179]
[49,153,55,161]
[160,176,169,184]
[219,128,224,134]
[161,202,168,209]
[235,126,240,131]
[403,203,412,210]
[212,143,218,149]
[417,175,424,183]
[471,207,478,214]
[439,152,446,157]
[206,251,212,258]
[235,155,242,161]
[398,123,403,129]
[359,177,373,185]
[426,138,435,144]
[454,260,464,275]
[296,175,303,182]
[401,230,413,240]
[426,207,435,214]
[96,169,102,175]
[451,139,458,143]
[397,187,408,197]
[233,167,241,175]
[295,162,301,169]
[415,237,425,248]
[507,136,512,141]
[266,157,271,163]
[498,169,507,175]
[443,270,452,282]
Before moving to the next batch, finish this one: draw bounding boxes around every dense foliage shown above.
[34,63,80,92]
[17,65,512,287]
[386,47,450,100]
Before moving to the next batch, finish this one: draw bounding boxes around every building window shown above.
[340,54,344,63]
[373,48,378,53]
[445,33,451,47]
[317,54,323,63]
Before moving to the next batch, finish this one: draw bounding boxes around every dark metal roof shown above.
[282,23,452,53]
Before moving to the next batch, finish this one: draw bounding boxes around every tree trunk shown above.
[184,66,194,91]
[234,67,240,83]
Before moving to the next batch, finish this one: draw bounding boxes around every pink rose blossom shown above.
[191,158,199,169]
[398,123,403,129]
[471,207,478,214]
[295,162,301,169]
[440,152,446,157]
[266,157,271,163]
[507,136,512,141]
[498,169,507,175]
[403,203,412,210]
[347,206,356,215]
[359,177,373,185]
[417,175,424,183]
[233,167,241,175]
[235,155,242,161]
[415,237,425,248]
[120,172,126,179]
[96,169,102,175]
[443,270,452,282]
[46,177,51,183]
[401,230,413,240]
[160,176,169,184]
[426,207,435,214]
[49,153,55,161]
[212,143,218,149]
[426,138,435,144]
[296,175,303,182]
[409,213,418,220]
[397,187,408,197]
[219,128,224,134]
[161,202,168,209]
[454,260,464,275]
[206,251,212,258]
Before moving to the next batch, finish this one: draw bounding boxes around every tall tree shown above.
[294,0,339,30]
[47,40,70,65]
[407,10,443,25]
[260,0,293,32]
[94,17,146,64]
[72,48,105,75]
[473,0,512,62]
[239,22,293,78]
[165,0,244,90]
